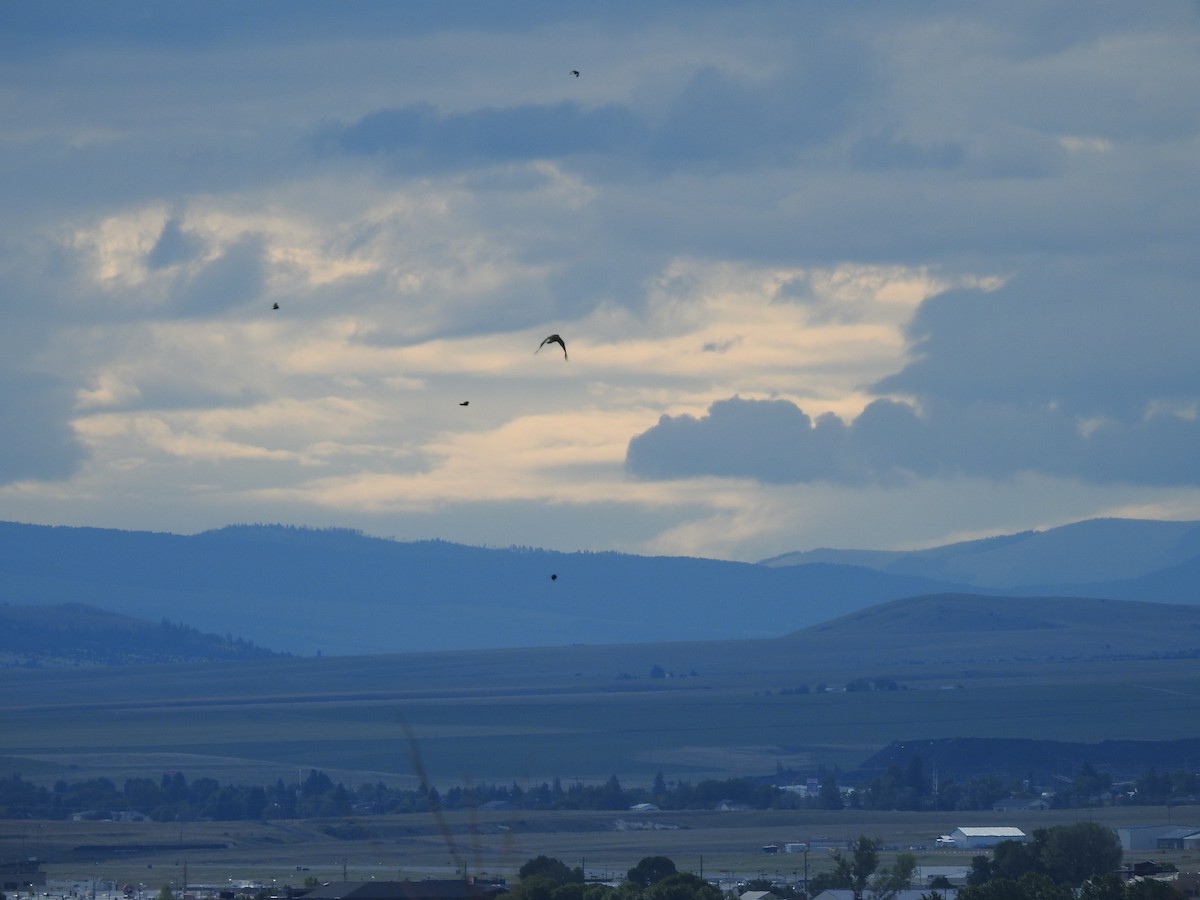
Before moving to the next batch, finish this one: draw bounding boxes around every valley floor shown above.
[4,805,1197,890]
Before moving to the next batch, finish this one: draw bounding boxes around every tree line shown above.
[800,826,1178,900]
[489,827,1175,900]
[0,757,1195,822]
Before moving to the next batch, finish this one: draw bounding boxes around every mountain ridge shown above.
[760,517,1200,588]
[0,520,973,655]
[2,517,1199,657]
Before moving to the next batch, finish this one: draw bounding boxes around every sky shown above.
[1,1,1199,563]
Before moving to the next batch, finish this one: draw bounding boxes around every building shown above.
[298,881,506,900]
[814,890,958,900]
[1116,825,1200,851]
[916,866,972,887]
[948,827,1027,849]
[740,890,781,900]
[0,860,47,892]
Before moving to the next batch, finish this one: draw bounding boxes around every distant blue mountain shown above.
[2,517,1197,657]
[762,517,1200,592]
[0,521,966,656]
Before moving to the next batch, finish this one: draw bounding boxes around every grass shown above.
[3,643,1200,790]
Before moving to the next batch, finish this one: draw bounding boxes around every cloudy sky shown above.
[2,1,1198,562]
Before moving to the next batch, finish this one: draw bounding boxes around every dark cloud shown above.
[317,102,647,168]
[1,0,733,56]
[625,395,1200,487]
[317,42,873,176]
[147,216,204,270]
[876,261,1200,420]
[170,234,266,317]
[626,397,851,484]
[0,370,87,484]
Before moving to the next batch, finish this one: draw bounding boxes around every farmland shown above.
[4,595,1200,888]
[3,617,1200,790]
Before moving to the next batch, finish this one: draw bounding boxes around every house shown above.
[916,866,972,887]
[813,890,958,900]
[740,890,781,900]
[298,880,506,900]
[1130,862,1165,878]
[948,827,1027,849]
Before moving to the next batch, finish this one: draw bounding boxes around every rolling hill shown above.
[0,601,287,667]
[2,591,1198,789]
[2,517,1199,658]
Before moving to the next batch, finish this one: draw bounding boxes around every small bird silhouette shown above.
[272,302,279,310]
[570,70,580,77]
[459,401,469,406]
[536,334,568,360]
[551,574,557,581]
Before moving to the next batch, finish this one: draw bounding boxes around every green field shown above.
[3,630,1200,790]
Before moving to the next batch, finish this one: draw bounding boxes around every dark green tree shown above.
[520,856,583,885]
[644,873,722,900]
[818,772,844,810]
[967,856,994,888]
[627,856,678,889]
[652,772,668,798]
[549,885,587,900]
[1124,880,1183,900]
[1039,823,1122,885]
[1013,872,1074,900]
[828,835,881,900]
[874,851,918,900]
[958,878,1036,900]
[510,877,556,900]
[1078,874,1126,900]
[992,839,1044,881]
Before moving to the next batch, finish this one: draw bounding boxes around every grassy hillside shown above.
[0,602,287,666]
[2,594,1199,792]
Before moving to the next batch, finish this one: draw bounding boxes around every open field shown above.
[5,622,1200,889]
[3,631,1200,789]
[5,806,1200,889]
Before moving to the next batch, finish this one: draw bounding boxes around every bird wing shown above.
[536,334,568,359]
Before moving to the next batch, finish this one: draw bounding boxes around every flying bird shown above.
[459,401,469,406]
[272,302,279,310]
[550,574,557,581]
[570,70,580,77]
[536,334,568,360]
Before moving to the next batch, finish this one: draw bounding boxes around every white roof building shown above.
[950,826,1027,848]
[814,891,957,900]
